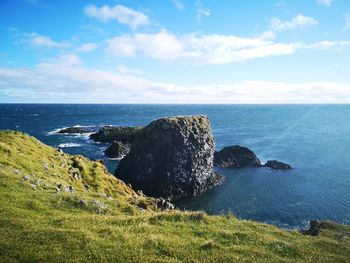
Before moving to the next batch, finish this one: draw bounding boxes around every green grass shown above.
[1,130,350,262]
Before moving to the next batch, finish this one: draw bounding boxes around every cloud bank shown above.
[105,30,349,65]
[1,55,349,103]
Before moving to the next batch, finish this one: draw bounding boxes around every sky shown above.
[0,0,350,103]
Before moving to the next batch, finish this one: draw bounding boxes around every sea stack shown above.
[115,115,223,201]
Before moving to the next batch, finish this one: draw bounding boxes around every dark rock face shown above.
[214,146,262,168]
[90,126,143,144]
[58,127,92,134]
[301,220,323,236]
[264,160,292,170]
[115,115,223,201]
[104,141,129,158]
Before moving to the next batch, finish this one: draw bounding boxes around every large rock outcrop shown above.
[214,146,262,168]
[115,115,223,201]
[90,126,143,144]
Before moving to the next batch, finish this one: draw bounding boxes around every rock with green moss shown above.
[89,126,143,143]
[115,115,223,201]
[103,141,129,159]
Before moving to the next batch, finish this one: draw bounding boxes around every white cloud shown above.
[84,4,150,30]
[116,65,143,75]
[106,36,138,57]
[170,0,184,11]
[302,40,350,50]
[185,34,297,64]
[260,31,275,40]
[1,58,349,103]
[270,14,319,32]
[106,30,350,65]
[0,55,154,102]
[316,0,333,7]
[106,30,184,59]
[106,30,298,64]
[343,13,350,32]
[78,43,98,52]
[195,1,210,21]
[43,54,83,66]
[24,33,70,48]
[196,9,210,21]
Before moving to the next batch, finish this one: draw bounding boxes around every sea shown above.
[1,104,350,229]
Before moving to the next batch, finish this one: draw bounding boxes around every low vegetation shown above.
[0,130,349,262]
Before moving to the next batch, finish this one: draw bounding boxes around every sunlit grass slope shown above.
[0,130,349,262]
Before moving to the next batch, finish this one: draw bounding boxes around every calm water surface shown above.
[1,104,350,228]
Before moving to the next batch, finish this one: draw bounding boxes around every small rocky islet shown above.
[90,126,143,158]
[214,145,292,170]
[264,160,292,170]
[89,126,143,144]
[58,126,94,134]
[214,145,262,168]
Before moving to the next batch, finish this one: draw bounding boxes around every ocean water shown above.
[1,104,350,229]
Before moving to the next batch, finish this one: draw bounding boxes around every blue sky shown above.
[0,0,350,103]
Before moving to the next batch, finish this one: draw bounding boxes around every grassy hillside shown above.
[0,130,349,262]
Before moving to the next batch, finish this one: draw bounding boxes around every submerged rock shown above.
[264,160,292,170]
[90,126,143,144]
[104,141,129,158]
[214,145,262,168]
[115,115,223,201]
[58,127,93,134]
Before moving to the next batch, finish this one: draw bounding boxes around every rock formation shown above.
[58,127,93,134]
[90,126,143,144]
[264,160,292,170]
[104,141,129,159]
[214,145,262,168]
[214,146,292,170]
[301,220,323,236]
[115,115,223,201]
[154,197,175,210]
